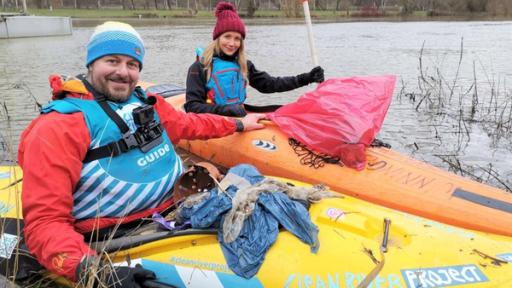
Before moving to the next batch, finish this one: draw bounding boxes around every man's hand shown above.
[106,265,157,288]
[76,256,157,288]
[239,113,266,131]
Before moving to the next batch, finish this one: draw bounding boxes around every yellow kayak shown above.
[1,165,512,287]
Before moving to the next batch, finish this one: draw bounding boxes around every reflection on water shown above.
[0,21,510,189]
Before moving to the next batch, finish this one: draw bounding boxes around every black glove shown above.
[104,265,156,288]
[76,256,157,288]
[218,104,247,117]
[297,66,325,85]
[308,66,324,83]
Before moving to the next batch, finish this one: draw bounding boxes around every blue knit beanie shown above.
[86,21,145,70]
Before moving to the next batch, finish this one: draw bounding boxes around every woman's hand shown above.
[297,66,325,85]
[308,66,325,83]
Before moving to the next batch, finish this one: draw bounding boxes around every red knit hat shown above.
[212,2,246,40]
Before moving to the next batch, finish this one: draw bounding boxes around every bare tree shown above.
[316,0,327,10]
[247,0,260,17]
[281,0,301,16]
[488,0,512,15]
[466,0,487,12]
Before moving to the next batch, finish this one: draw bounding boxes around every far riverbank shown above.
[6,8,509,27]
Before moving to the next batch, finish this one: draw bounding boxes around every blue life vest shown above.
[41,88,184,220]
[206,57,246,105]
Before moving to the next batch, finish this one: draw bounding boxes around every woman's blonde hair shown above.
[201,37,248,83]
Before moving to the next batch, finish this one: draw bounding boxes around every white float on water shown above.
[0,15,72,39]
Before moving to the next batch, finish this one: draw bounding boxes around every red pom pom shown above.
[49,74,63,100]
[215,2,236,17]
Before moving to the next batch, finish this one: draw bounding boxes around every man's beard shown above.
[94,75,135,102]
[106,90,132,102]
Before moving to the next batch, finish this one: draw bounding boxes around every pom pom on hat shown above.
[212,2,246,40]
[215,2,237,17]
[86,21,145,70]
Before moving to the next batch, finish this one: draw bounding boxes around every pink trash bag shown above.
[267,75,396,170]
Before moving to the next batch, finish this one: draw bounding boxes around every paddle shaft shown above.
[302,0,318,66]
[381,218,391,252]
[357,218,391,288]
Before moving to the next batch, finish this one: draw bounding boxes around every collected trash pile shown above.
[154,164,338,278]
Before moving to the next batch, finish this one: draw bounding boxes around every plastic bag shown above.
[268,75,396,170]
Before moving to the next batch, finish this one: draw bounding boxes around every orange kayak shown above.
[162,93,512,237]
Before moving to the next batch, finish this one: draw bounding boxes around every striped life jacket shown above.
[41,88,183,220]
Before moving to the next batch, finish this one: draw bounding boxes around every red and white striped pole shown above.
[302,0,318,66]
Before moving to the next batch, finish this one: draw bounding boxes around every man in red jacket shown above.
[18,21,265,287]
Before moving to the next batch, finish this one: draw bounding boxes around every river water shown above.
[0,20,511,190]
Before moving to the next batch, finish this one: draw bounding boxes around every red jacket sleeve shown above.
[153,95,237,144]
[18,112,96,281]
